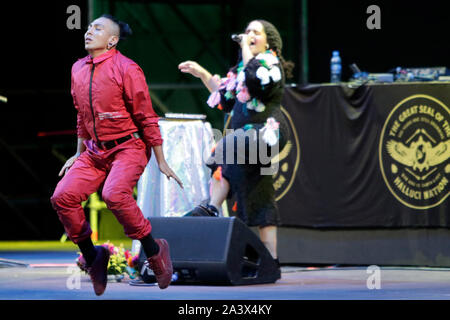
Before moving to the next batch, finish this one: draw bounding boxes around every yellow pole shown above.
[87,192,107,242]
[222,202,229,217]
[90,209,98,242]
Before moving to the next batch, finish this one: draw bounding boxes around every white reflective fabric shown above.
[136,119,214,218]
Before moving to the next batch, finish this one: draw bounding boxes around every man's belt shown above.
[97,132,140,150]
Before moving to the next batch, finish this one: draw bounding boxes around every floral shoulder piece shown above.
[253,51,282,86]
[206,50,281,113]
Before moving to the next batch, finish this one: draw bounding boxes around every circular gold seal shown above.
[379,94,450,209]
[273,106,301,201]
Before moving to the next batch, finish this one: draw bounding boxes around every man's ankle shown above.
[140,233,160,258]
[78,238,97,266]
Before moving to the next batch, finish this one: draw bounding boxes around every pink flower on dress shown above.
[261,117,280,146]
[226,73,237,91]
[236,80,243,91]
[226,80,237,91]
[207,90,221,108]
[236,85,250,103]
[218,72,237,90]
[266,117,280,130]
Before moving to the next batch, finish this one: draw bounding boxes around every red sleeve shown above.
[71,69,90,139]
[123,63,163,147]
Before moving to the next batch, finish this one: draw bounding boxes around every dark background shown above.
[1,0,449,240]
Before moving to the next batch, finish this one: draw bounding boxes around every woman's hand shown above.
[178,61,206,79]
[58,154,80,177]
[178,60,219,93]
[158,160,184,189]
[237,33,250,48]
[237,33,254,66]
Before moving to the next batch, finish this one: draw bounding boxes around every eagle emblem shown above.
[386,135,450,172]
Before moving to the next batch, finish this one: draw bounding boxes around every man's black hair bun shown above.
[118,21,132,40]
[100,14,132,40]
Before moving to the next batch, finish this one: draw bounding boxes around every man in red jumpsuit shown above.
[50,14,183,296]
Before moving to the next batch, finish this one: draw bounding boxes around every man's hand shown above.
[158,160,184,189]
[152,144,183,189]
[58,154,80,177]
[58,138,86,177]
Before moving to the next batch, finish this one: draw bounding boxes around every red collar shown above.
[86,48,117,64]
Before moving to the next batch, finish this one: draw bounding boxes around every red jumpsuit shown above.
[51,48,162,243]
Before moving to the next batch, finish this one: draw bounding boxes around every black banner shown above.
[278,83,450,227]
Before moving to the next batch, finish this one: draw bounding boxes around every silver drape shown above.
[136,118,214,218]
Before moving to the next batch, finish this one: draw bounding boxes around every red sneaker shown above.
[147,239,173,289]
[87,246,110,296]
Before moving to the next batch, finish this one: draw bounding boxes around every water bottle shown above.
[330,50,342,83]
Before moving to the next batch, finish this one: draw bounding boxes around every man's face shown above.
[84,17,118,51]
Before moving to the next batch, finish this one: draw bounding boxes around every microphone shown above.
[231,34,242,43]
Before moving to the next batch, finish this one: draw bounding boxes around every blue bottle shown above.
[330,50,342,83]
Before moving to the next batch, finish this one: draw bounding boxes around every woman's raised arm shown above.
[178,60,220,93]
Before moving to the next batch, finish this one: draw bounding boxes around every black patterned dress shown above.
[206,50,289,227]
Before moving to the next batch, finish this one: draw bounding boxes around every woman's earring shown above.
[266,44,269,49]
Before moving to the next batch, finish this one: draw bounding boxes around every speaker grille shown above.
[149,217,232,261]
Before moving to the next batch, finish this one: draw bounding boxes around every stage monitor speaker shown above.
[138,217,280,285]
